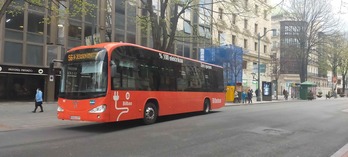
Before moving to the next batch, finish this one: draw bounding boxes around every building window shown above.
[244,19,248,29]
[232,14,236,24]
[219,8,223,19]
[264,10,267,19]
[253,62,257,73]
[244,39,248,49]
[68,21,82,40]
[27,12,44,34]
[183,20,192,34]
[5,12,24,31]
[264,45,267,53]
[255,42,258,51]
[232,35,236,45]
[243,61,247,69]
[255,5,258,15]
[4,41,23,64]
[218,31,225,45]
[26,44,43,66]
[255,23,258,34]
[273,29,277,36]
[245,0,248,8]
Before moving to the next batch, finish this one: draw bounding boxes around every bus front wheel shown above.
[143,102,158,125]
[203,99,211,113]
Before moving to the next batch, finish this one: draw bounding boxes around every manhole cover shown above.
[250,127,293,136]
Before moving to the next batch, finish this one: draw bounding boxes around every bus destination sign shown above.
[68,52,98,62]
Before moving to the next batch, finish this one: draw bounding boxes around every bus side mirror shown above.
[110,60,117,77]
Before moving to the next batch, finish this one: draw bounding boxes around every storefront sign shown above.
[0,64,49,75]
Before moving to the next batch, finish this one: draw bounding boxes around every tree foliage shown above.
[283,0,338,82]
[0,0,96,24]
[338,35,348,94]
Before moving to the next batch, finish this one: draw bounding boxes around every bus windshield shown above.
[60,48,108,99]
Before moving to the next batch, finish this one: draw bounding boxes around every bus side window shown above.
[111,48,122,90]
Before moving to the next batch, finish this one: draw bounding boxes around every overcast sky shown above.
[271,0,348,32]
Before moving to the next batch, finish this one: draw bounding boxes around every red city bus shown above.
[57,42,225,124]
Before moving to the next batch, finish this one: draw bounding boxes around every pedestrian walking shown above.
[234,90,240,103]
[242,90,247,104]
[283,89,288,100]
[247,89,253,104]
[32,88,43,113]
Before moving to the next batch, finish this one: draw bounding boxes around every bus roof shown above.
[68,42,223,69]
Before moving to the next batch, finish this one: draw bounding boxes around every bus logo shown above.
[73,101,78,108]
[126,92,130,100]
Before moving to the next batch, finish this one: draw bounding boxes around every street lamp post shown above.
[257,29,276,101]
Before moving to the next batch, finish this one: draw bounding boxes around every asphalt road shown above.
[0,98,348,157]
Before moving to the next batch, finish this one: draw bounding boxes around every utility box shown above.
[299,81,317,100]
[226,86,235,102]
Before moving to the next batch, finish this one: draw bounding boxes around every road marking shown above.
[331,143,348,157]
[342,109,348,113]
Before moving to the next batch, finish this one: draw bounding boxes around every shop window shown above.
[26,44,43,66]
[4,41,23,64]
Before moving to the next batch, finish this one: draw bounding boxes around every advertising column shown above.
[262,81,272,101]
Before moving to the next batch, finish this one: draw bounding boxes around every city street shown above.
[0,98,348,157]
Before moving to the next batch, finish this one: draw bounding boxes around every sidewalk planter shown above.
[340,94,345,97]
[308,95,314,100]
[317,92,322,98]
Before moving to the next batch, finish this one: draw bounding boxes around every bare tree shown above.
[138,0,269,53]
[284,0,338,82]
[139,0,196,53]
[323,33,345,92]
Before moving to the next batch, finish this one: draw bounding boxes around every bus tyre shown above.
[203,99,210,114]
[143,102,158,125]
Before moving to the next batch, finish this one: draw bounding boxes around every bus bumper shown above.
[57,111,109,122]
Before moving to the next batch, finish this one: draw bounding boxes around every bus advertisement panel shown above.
[57,43,225,124]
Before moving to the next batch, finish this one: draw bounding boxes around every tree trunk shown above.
[0,0,13,23]
[342,75,346,94]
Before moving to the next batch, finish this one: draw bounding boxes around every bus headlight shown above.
[57,106,64,112]
[89,105,106,113]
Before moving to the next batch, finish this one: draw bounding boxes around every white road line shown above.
[342,109,348,112]
[331,143,348,157]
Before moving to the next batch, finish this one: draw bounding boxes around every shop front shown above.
[0,64,59,101]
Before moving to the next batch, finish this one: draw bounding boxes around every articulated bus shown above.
[57,42,225,124]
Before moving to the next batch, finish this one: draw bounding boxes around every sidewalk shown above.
[0,101,84,132]
[225,95,325,106]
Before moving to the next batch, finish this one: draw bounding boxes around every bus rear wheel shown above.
[143,102,158,125]
[203,99,210,113]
